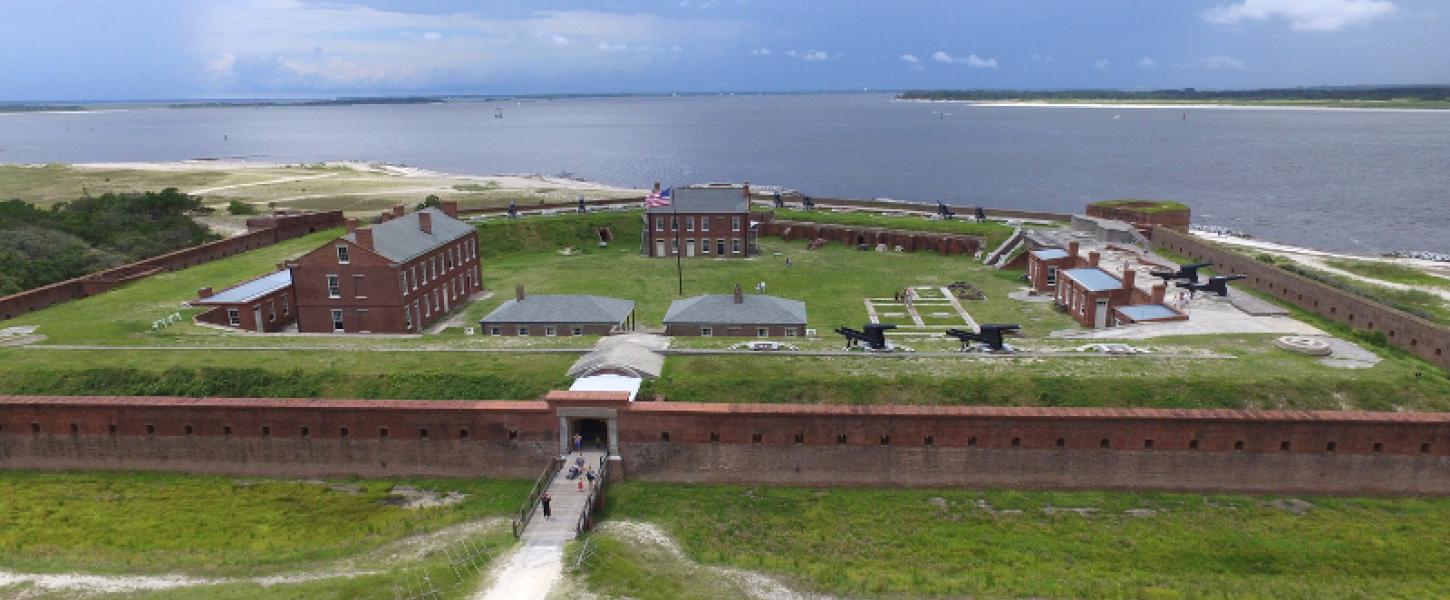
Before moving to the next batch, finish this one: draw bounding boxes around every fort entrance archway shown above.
[574,418,608,451]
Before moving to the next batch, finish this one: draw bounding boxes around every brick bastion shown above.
[3,393,1448,495]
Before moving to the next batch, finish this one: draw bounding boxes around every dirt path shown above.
[0,517,507,596]
[188,172,340,196]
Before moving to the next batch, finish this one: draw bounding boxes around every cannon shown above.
[1150,261,1212,285]
[936,201,956,219]
[945,324,1021,352]
[1177,274,1247,297]
[836,323,896,351]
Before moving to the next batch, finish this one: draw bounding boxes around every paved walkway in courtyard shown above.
[476,450,604,600]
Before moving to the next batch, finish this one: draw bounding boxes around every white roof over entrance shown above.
[568,374,642,402]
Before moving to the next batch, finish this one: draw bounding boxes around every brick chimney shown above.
[1151,283,1166,304]
[1067,241,1080,261]
[346,218,359,234]
[1088,251,1101,267]
[515,284,525,302]
[742,181,751,200]
[419,211,432,234]
[355,227,374,250]
[1121,265,1136,290]
[441,201,459,219]
[733,283,743,304]
[378,211,391,223]
[197,287,213,299]
[392,204,405,218]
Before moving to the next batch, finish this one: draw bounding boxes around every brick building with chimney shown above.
[1026,240,1185,329]
[663,284,807,337]
[192,270,296,333]
[288,202,482,334]
[643,183,758,258]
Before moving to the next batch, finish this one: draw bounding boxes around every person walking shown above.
[577,478,585,492]
[541,492,553,521]
[586,467,596,488]
[573,433,582,454]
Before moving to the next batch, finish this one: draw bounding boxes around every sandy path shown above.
[0,517,506,596]
[188,172,340,195]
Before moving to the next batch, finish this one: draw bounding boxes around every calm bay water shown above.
[1,93,1447,253]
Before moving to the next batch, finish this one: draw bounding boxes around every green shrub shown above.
[226,200,258,215]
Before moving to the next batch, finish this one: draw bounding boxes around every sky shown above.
[1,0,1447,100]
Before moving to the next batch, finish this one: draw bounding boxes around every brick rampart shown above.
[1150,227,1448,370]
[0,212,344,321]
[5,395,1450,494]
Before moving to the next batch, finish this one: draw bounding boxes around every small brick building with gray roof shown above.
[643,183,759,259]
[479,286,635,336]
[663,285,807,337]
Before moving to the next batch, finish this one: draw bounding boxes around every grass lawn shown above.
[0,470,527,576]
[1324,258,1450,290]
[595,482,1450,600]
[767,207,1021,250]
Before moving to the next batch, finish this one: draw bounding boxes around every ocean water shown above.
[1,93,1446,253]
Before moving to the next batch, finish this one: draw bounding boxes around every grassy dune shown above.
[0,471,527,576]
[596,482,1450,599]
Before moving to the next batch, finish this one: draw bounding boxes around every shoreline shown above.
[897,98,1450,113]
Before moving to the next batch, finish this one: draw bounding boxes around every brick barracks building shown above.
[289,203,481,334]
[643,183,758,258]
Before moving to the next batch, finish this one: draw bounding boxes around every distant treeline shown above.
[898,85,1450,103]
[0,189,217,296]
[169,97,444,108]
[0,104,87,113]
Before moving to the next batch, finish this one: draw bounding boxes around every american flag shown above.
[645,186,672,208]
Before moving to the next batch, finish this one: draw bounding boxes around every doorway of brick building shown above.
[573,418,609,452]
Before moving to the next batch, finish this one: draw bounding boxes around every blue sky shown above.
[1,0,1447,100]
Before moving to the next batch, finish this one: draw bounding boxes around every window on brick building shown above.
[411,266,419,289]
[183,424,193,436]
[1143,439,1154,450]
[572,326,583,336]
[1011,437,1022,448]
[686,216,695,231]
[146,424,155,436]
[1326,441,1337,453]
[459,429,470,439]
[446,251,453,270]
[700,327,712,337]
[1189,439,1200,450]
[261,426,271,437]
[491,326,502,336]
[331,309,345,333]
[660,432,670,442]
[1280,441,1291,451]
[1099,438,1110,449]
[794,433,804,444]
[655,217,664,232]
[379,427,389,438]
[1234,440,1244,451]
[71,423,80,435]
[508,429,518,440]
[967,436,977,447]
[518,326,529,335]
[731,216,741,232]
[268,300,276,322]
[340,426,349,438]
[404,308,412,330]
[1372,442,1383,453]
[671,238,679,254]
[700,238,709,255]
[752,433,762,444]
[545,326,556,336]
[336,246,350,264]
[419,428,429,438]
[227,309,240,327]
[282,297,289,316]
[701,217,710,232]
[756,327,768,337]
[709,432,719,443]
[924,435,934,446]
[880,435,891,446]
[1422,442,1433,454]
[1056,437,1065,448]
[223,425,232,436]
[301,426,310,437]
[327,275,341,298]
[836,434,848,445]
[732,239,741,254]
[671,216,678,231]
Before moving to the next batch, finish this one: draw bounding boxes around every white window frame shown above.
[571,326,583,336]
[732,239,742,254]
[1046,266,1058,286]
[545,326,556,337]
[671,216,678,231]
[268,300,276,322]
[700,238,710,255]
[326,275,340,299]
[757,327,768,337]
[411,266,419,289]
[227,309,240,327]
[336,245,350,264]
[686,216,695,231]
[400,273,408,296]
[282,296,289,316]
[655,217,664,232]
[404,307,412,330]
[701,217,710,232]
[330,309,344,333]
[731,216,741,232]
[519,326,529,336]
[700,327,713,337]
[785,328,797,337]
[490,326,502,336]
[671,238,679,254]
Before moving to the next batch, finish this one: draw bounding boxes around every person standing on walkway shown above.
[541,492,553,521]
[573,433,583,454]
[577,477,585,492]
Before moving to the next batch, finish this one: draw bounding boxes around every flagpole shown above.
[673,198,684,296]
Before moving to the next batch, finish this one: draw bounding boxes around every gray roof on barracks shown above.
[480,295,635,325]
[1061,268,1123,292]
[664,294,807,325]
[345,207,474,264]
[1030,248,1070,260]
[646,185,749,214]
[197,270,292,304]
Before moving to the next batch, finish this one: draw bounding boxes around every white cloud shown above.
[196,2,750,91]
[1137,56,1157,68]
[1203,0,1397,32]
[785,49,830,61]
[931,50,998,68]
[1093,59,1111,70]
[899,53,919,64]
[750,47,771,55]
[1200,54,1249,70]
